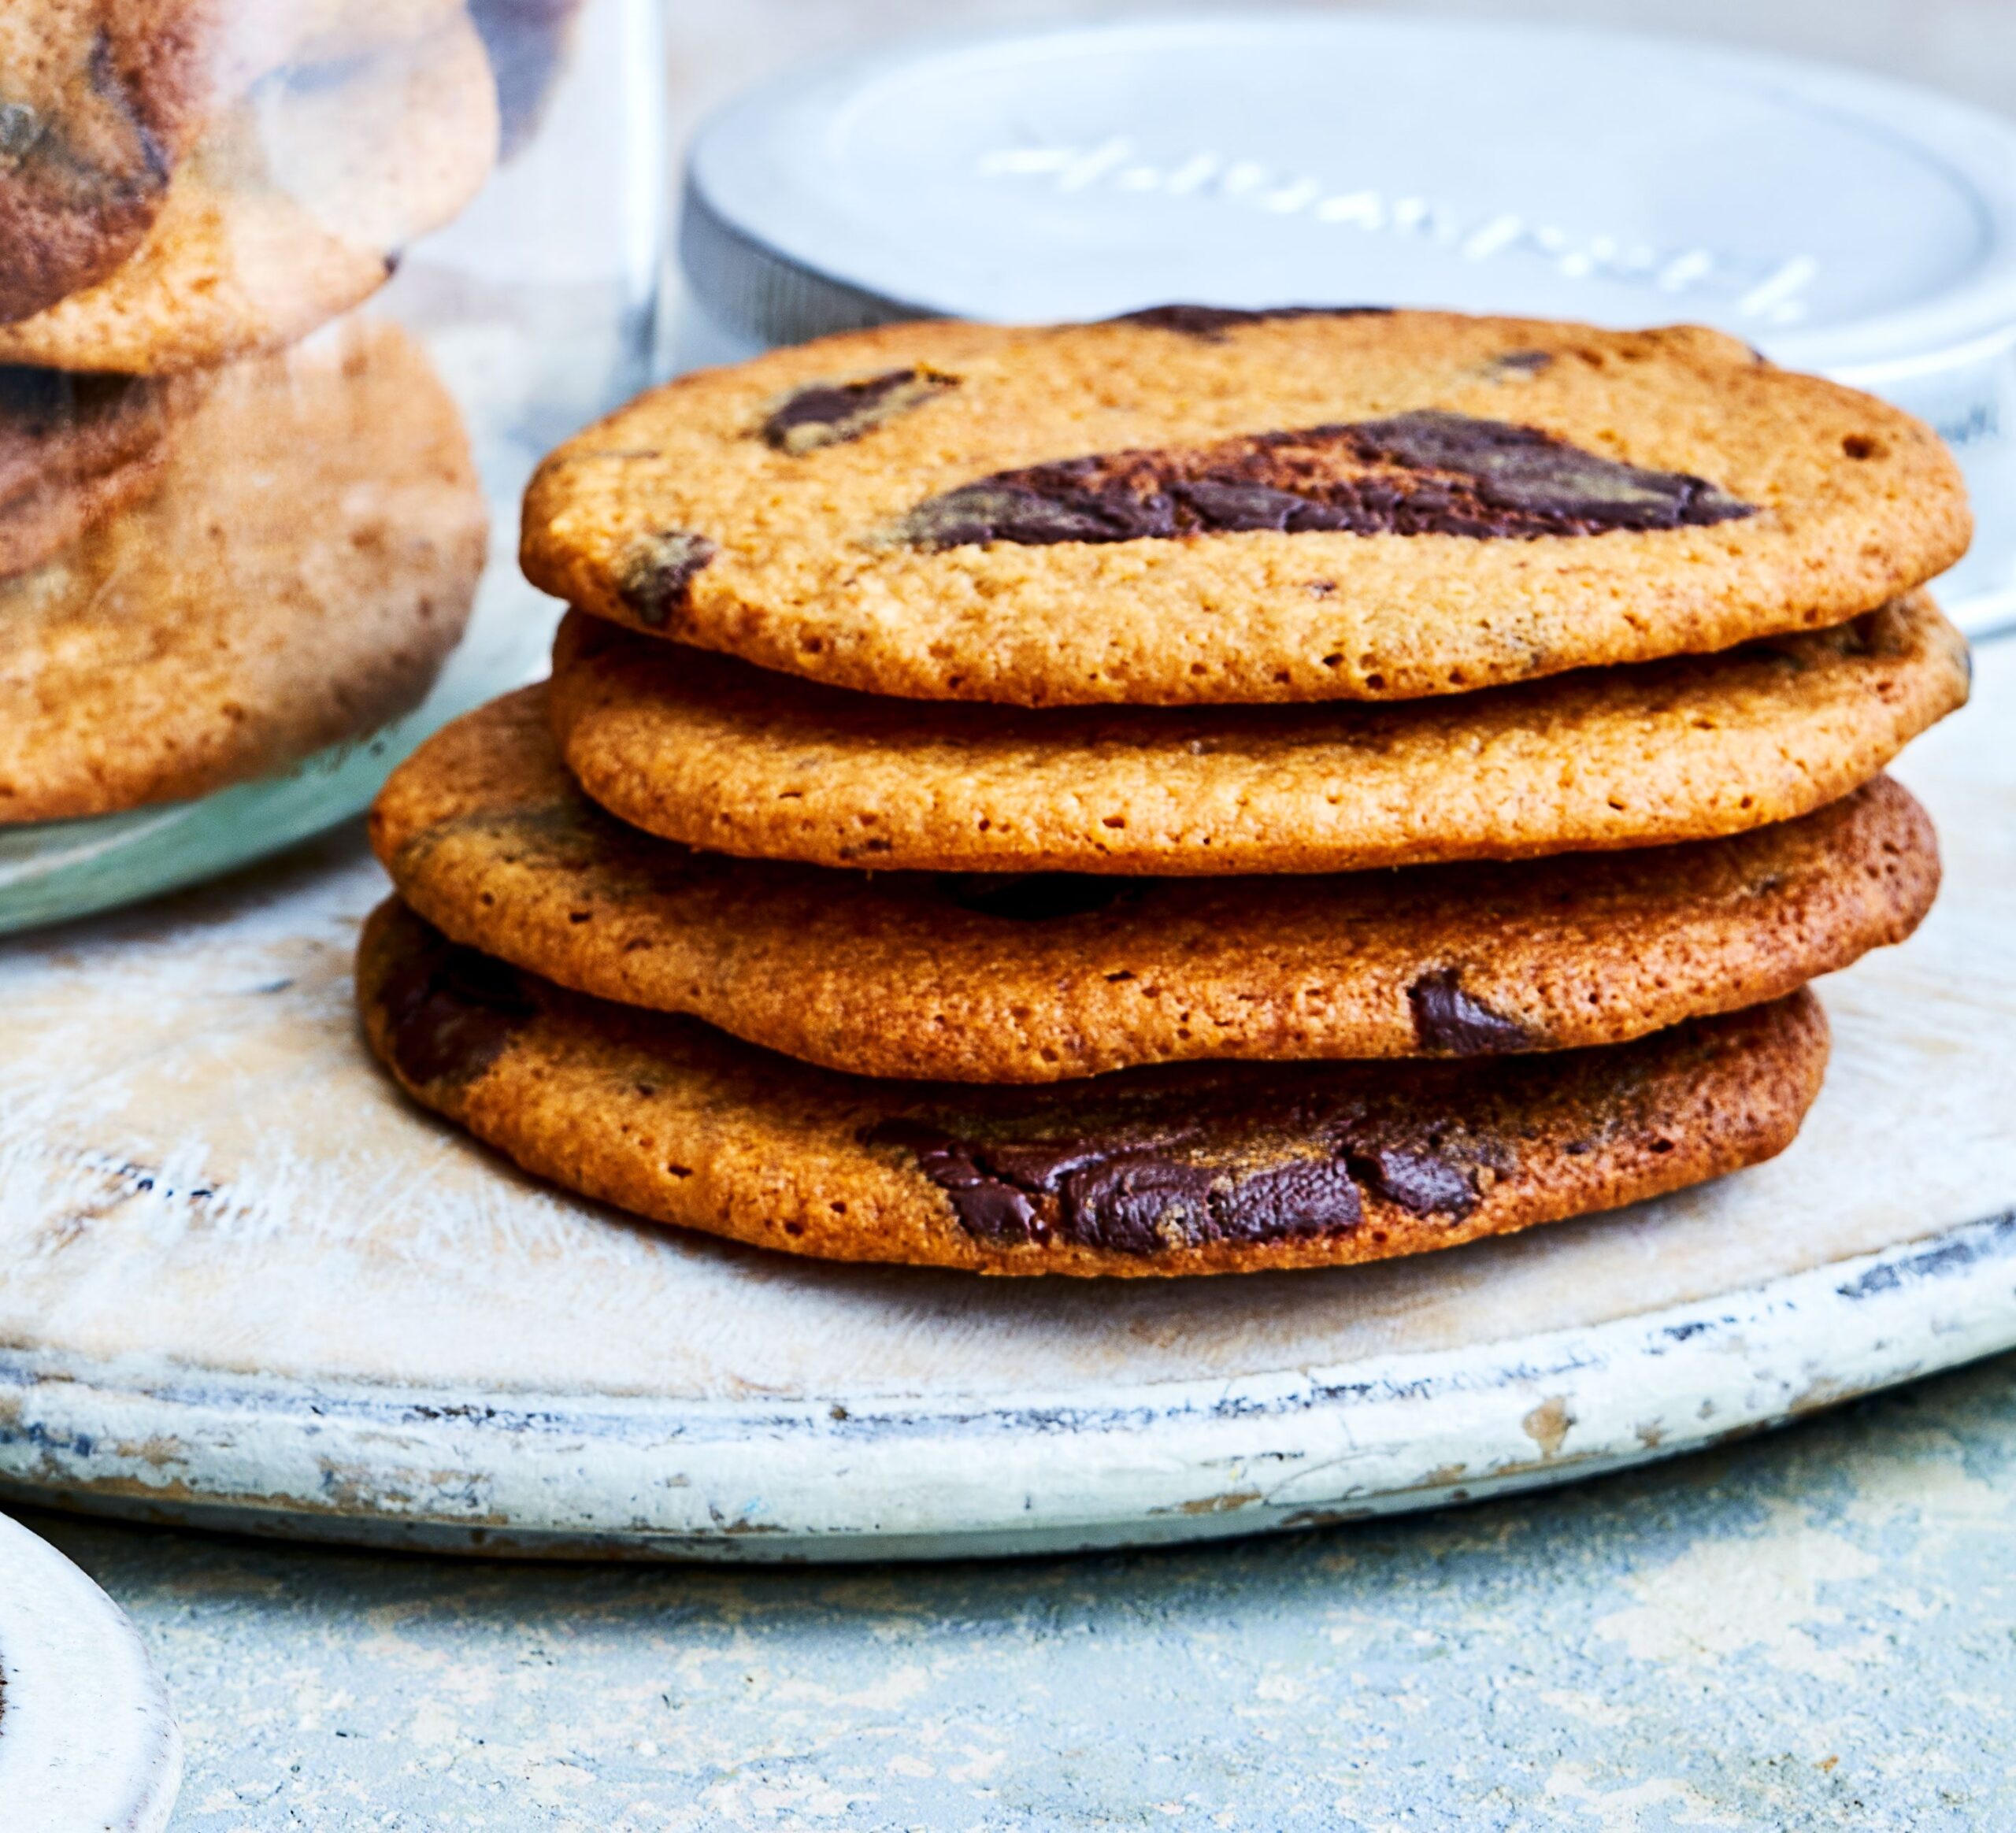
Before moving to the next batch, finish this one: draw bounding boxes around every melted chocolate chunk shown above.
[866,1120,1364,1255]
[1488,349,1554,378]
[1351,1147,1478,1218]
[888,410,1754,550]
[1408,969,1534,1056]
[378,926,538,1089]
[1062,1151,1216,1254]
[617,530,718,628]
[1110,305,1392,341]
[762,368,957,454]
[939,873,1130,922]
[1349,412,1751,528]
[0,365,145,435]
[1214,1158,1362,1242]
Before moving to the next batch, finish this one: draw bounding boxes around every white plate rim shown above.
[3,1205,2010,1562]
[0,1509,181,1831]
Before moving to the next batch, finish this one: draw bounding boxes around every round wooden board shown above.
[1,642,2010,1562]
[0,1509,181,1831]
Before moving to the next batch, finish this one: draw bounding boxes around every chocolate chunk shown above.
[891,480,1175,549]
[939,873,1130,921]
[1110,305,1392,341]
[1349,411,1753,529]
[1352,1148,1477,1218]
[1062,1151,1215,1254]
[1407,969,1534,1055]
[950,1179,1044,1241]
[1214,1157,1362,1241]
[985,1137,1128,1191]
[869,1118,1364,1255]
[888,412,1754,550]
[859,1120,1051,1244]
[762,368,956,454]
[0,366,150,460]
[1170,479,1355,533]
[617,530,717,628]
[378,924,538,1088]
[1488,349,1554,378]
[0,104,39,161]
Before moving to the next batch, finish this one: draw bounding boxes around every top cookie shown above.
[521,310,1971,707]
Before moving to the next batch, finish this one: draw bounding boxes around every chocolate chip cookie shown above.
[376,686,1936,1083]
[521,312,1969,706]
[0,13,498,374]
[0,363,206,576]
[0,320,485,822]
[359,897,1829,1277]
[0,1,219,324]
[547,596,1968,876]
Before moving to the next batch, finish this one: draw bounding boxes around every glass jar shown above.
[0,0,665,934]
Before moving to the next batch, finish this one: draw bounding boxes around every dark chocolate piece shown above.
[0,367,154,491]
[1062,1151,1216,1254]
[865,1120,1366,1255]
[1214,1158,1363,1242]
[938,872,1130,922]
[1487,349,1554,377]
[1110,305,1392,341]
[762,368,956,454]
[1348,412,1751,528]
[0,104,39,161]
[1408,969,1535,1056]
[616,530,717,628]
[1351,1147,1477,1219]
[378,923,538,1089]
[888,410,1755,550]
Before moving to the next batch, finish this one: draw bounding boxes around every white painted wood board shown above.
[0,642,2009,1560]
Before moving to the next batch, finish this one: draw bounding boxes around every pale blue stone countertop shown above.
[24,7,2014,1829]
[29,1346,2016,1831]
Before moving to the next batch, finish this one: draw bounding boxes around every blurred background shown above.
[666,0,2015,165]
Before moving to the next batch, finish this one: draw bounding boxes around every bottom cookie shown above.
[359,898,1831,1279]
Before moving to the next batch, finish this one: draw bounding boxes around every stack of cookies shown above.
[361,309,1971,1278]
[0,2,500,829]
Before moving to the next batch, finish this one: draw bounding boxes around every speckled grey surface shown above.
[27,1348,2016,1831]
